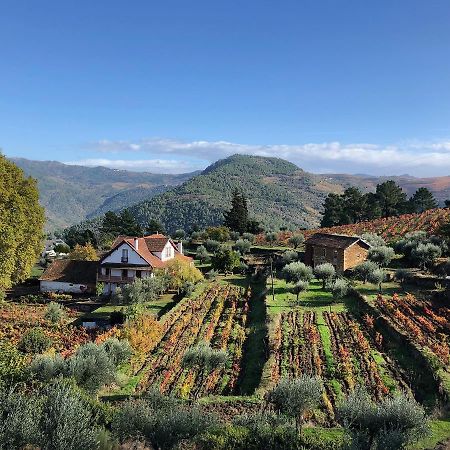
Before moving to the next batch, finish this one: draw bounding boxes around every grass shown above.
[266,277,353,315]
[87,292,178,320]
[30,264,44,278]
[237,278,267,395]
[410,418,450,449]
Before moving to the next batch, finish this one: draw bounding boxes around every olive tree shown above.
[354,261,379,284]
[234,239,252,255]
[368,246,395,267]
[361,233,385,248]
[411,243,442,270]
[367,268,386,292]
[338,388,428,450]
[282,262,313,283]
[394,268,412,288]
[291,280,309,302]
[266,376,323,432]
[314,263,336,289]
[195,245,209,263]
[182,343,228,400]
[281,250,298,266]
[288,234,305,249]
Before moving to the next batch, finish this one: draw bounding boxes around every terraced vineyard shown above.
[268,310,410,421]
[374,293,450,365]
[136,283,250,398]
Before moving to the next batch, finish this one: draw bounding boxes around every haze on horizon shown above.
[1,1,450,177]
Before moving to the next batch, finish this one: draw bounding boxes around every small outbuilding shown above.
[304,233,371,272]
[40,259,98,294]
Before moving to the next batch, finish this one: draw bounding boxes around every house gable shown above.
[100,241,150,266]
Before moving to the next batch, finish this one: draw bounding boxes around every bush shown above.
[45,302,66,324]
[30,354,66,382]
[205,239,221,253]
[288,234,305,249]
[242,232,255,243]
[0,341,27,386]
[281,250,298,266]
[18,328,52,354]
[101,338,132,366]
[196,245,209,263]
[354,261,379,284]
[411,243,442,270]
[265,232,278,244]
[234,239,251,255]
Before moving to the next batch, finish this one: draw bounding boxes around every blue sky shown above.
[1,0,450,175]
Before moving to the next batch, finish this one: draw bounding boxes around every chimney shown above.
[177,241,183,254]
[134,238,139,250]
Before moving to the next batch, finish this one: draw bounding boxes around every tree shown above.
[211,247,241,274]
[205,239,221,253]
[314,263,336,289]
[54,243,70,253]
[331,279,349,307]
[341,187,367,224]
[63,228,97,249]
[45,302,66,324]
[146,218,165,235]
[321,193,344,227]
[164,259,203,292]
[282,262,313,283]
[0,341,27,386]
[288,234,305,249]
[173,229,186,240]
[39,381,98,450]
[354,261,379,284]
[69,243,98,261]
[0,154,45,290]
[375,180,408,218]
[409,187,438,213]
[394,268,411,288]
[204,226,230,242]
[195,245,209,263]
[361,232,385,248]
[338,388,428,450]
[367,268,385,292]
[182,343,228,400]
[265,232,278,244]
[242,232,255,243]
[224,189,249,234]
[234,239,251,255]
[281,250,298,266]
[368,246,395,267]
[291,280,309,302]
[266,376,323,432]
[411,243,442,270]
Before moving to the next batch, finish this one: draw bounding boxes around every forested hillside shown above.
[128,154,345,232]
[11,158,196,230]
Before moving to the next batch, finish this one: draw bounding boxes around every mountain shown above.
[128,154,346,232]
[11,158,196,231]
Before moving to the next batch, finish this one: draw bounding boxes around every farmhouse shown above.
[304,233,371,272]
[40,259,98,294]
[98,233,192,294]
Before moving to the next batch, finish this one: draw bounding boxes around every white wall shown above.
[101,242,149,265]
[159,241,175,261]
[40,280,92,294]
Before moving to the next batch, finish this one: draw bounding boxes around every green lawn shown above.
[88,292,178,319]
[266,277,352,315]
[353,280,402,301]
[30,264,45,278]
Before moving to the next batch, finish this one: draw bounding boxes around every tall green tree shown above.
[375,180,408,218]
[101,209,142,236]
[224,189,249,234]
[409,187,438,213]
[321,193,344,227]
[0,154,45,290]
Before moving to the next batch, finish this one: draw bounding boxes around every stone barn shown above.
[304,233,371,272]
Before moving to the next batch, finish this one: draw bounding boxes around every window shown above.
[121,248,128,263]
[136,270,141,278]
[122,269,128,279]
[165,246,172,258]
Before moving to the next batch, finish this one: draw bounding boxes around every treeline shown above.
[321,181,440,227]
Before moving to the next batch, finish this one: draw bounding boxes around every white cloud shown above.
[72,137,450,176]
[64,158,202,174]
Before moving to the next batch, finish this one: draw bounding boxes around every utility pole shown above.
[270,256,275,303]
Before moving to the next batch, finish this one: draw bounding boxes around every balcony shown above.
[97,274,135,283]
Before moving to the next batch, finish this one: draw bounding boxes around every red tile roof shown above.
[102,234,193,268]
[40,260,98,284]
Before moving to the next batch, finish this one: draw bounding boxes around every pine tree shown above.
[223,189,249,234]
[409,187,438,213]
[0,154,45,289]
[375,180,408,217]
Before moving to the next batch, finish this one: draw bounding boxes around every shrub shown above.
[101,338,132,366]
[45,302,66,324]
[265,232,278,244]
[196,245,209,263]
[411,243,442,270]
[291,280,309,302]
[205,239,221,253]
[30,354,66,382]
[242,232,255,243]
[288,234,305,249]
[122,314,162,354]
[0,341,27,386]
[281,250,298,266]
[18,328,52,354]
[234,239,251,255]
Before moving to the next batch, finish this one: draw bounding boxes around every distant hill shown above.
[11,158,196,231]
[128,154,346,232]
[263,208,450,246]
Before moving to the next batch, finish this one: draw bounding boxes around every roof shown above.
[305,233,371,250]
[40,260,98,284]
[102,233,193,268]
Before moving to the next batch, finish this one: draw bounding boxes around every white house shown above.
[98,233,192,295]
[40,260,98,294]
